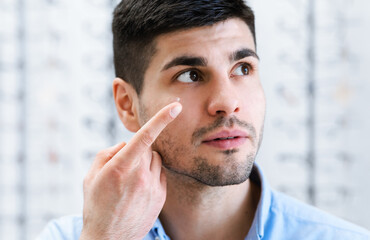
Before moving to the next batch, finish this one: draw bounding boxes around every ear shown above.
[112,78,141,132]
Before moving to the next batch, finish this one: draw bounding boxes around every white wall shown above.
[0,0,369,239]
[251,0,370,229]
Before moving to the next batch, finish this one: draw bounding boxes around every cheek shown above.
[159,104,201,154]
[171,107,197,137]
[252,89,266,114]
[141,96,183,121]
[173,90,204,126]
[240,85,266,124]
[154,117,196,169]
[253,91,266,130]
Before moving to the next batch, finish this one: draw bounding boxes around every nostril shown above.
[208,96,239,116]
[216,110,225,114]
[213,105,239,115]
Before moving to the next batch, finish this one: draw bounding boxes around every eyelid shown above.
[231,62,254,76]
[236,57,258,69]
[173,68,203,82]
[239,61,254,68]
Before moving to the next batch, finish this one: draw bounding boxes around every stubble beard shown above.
[139,101,264,187]
[152,129,256,187]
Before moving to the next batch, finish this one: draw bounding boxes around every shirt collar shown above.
[152,218,168,240]
[246,162,272,240]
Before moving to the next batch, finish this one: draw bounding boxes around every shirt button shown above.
[155,237,160,240]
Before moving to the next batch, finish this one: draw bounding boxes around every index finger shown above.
[122,101,182,158]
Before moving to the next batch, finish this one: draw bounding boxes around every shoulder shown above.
[266,190,370,239]
[36,215,83,240]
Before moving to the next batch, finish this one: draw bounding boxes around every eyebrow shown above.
[229,48,259,62]
[161,48,259,72]
[161,56,208,71]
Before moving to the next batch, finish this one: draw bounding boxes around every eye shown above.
[177,70,201,83]
[233,63,250,76]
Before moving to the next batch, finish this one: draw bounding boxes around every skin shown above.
[80,102,182,240]
[81,18,266,240]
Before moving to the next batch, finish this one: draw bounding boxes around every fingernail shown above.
[170,105,182,118]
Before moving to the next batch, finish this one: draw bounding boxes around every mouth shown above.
[202,130,248,150]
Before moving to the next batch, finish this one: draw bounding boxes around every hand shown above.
[80,102,182,240]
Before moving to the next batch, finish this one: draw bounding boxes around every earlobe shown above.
[112,78,141,132]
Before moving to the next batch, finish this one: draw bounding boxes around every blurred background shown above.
[0,0,369,239]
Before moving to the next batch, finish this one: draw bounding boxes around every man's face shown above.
[137,18,266,186]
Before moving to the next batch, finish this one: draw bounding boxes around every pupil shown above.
[190,71,198,81]
[242,66,248,75]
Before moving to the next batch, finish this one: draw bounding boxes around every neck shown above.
[159,168,260,240]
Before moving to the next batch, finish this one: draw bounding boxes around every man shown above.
[38,0,370,239]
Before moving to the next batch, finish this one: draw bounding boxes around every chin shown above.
[193,154,255,186]
[164,152,256,187]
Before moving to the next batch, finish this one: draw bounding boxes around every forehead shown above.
[152,18,256,65]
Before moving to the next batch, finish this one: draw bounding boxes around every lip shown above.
[202,130,248,150]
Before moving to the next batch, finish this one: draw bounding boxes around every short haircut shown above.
[112,0,256,95]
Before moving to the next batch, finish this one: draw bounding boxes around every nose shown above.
[206,77,240,116]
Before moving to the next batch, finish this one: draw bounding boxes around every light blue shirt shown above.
[37,163,370,239]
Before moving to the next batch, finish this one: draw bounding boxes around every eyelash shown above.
[233,62,254,76]
[173,61,255,82]
[174,68,203,82]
